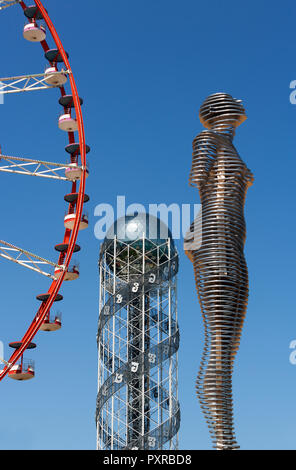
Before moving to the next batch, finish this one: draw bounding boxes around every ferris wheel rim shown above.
[0,0,88,380]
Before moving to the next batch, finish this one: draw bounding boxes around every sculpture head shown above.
[199,93,247,130]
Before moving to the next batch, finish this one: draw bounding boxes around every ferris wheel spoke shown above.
[0,240,64,279]
[0,154,87,181]
[0,0,19,10]
[0,357,11,367]
[0,70,70,94]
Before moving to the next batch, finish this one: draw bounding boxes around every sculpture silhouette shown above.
[185,93,254,450]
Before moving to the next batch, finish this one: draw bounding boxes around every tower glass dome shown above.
[101,213,177,273]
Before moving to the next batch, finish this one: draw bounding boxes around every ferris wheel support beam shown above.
[0,154,84,181]
[0,71,70,95]
[0,240,64,279]
[0,0,88,381]
[0,357,11,367]
[0,0,20,10]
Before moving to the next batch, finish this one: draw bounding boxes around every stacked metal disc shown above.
[186,93,254,450]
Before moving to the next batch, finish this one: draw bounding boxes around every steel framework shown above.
[0,1,20,10]
[0,240,63,279]
[96,219,180,450]
[185,93,254,450]
[0,0,88,380]
[0,153,85,181]
[0,71,70,94]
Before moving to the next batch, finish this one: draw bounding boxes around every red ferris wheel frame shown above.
[0,0,88,381]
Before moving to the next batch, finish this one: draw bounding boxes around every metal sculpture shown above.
[0,0,89,380]
[185,93,254,450]
[96,214,180,450]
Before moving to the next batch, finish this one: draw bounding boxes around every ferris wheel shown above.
[0,0,89,381]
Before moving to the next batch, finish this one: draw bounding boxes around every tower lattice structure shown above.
[96,215,180,450]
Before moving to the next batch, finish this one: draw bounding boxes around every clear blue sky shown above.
[0,0,296,450]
